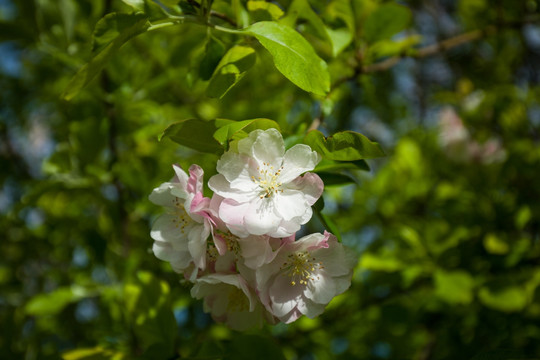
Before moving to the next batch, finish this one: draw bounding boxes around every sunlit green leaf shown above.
[313,159,370,173]
[360,253,402,272]
[242,21,330,96]
[247,1,284,20]
[213,118,280,146]
[62,347,125,360]
[25,286,94,316]
[434,270,475,305]
[304,130,385,161]
[206,45,256,98]
[478,285,528,312]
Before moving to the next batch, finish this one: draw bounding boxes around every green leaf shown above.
[160,119,222,153]
[282,0,329,41]
[25,285,94,316]
[313,159,370,172]
[92,13,147,54]
[213,118,280,146]
[478,285,528,312]
[62,14,149,100]
[247,1,284,20]
[206,45,256,98]
[199,36,226,80]
[304,130,385,161]
[124,271,177,357]
[434,270,475,305]
[363,3,412,43]
[317,171,356,186]
[241,21,330,96]
[224,334,286,360]
[62,347,125,360]
[368,35,422,59]
[121,0,167,19]
[360,253,402,272]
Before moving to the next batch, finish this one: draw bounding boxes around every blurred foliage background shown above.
[1,0,540,359]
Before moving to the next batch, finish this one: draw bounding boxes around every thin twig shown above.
[333,16,540,88]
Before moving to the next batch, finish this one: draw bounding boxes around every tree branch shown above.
[332,16,540,89]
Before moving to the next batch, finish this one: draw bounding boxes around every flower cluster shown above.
[150,128,356,330]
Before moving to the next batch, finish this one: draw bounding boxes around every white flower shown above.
[208,128,324,238]
[149,164,212,273]
[191,273,275,331]
[256,232,356,324]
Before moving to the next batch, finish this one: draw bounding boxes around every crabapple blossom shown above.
[191,273,275,331]
[256,231,356,324]
[208,128,324,238]
[209,194,293,269]
[149,164,213,273]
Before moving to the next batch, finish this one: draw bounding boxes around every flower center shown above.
[171,197,190,234]
[281,251,323,286]
[216,230,241,255]
[252,162,284,199]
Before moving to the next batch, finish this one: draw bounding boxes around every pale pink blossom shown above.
[149,164,213,273]
[191,273,275,331]
[256,231,356,324]
[208,128,324,238]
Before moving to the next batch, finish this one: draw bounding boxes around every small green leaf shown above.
[62,347,124,360]
[360,253,402,272]
[434,270,475,305]
[213,118,280,146]
[25,285,93,316]
[247,1,284,20]
[368,35,422,59]
[363,3,412,43]
[478,285,528,312]
[242,21,330,96]
[92,12,147,54]
[304,130,385,161]
[313,159,370,172]
[199,36,226,80]
[206,45,256,98]
[62,15,149,100]
[121,0,166,19]
[160,119,222,153]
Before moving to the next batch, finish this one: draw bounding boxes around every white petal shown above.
[216,151,249,183]
[208,174,254,203]
[274,189,309,221]
[269,274,303,317]
[150,214,183,242]
[279,144,321,183]
[172,164,189,189]
[238,128,284,167]
[287,172,324,206]
[243,198,281,236]
[304,272,337,304]
[218,199,251,237]
[188,224,209,270]
[149,182,184,207]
